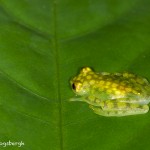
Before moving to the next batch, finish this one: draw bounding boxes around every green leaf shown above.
[0,0,150,150]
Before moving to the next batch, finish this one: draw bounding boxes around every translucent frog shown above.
[70,67,150,117]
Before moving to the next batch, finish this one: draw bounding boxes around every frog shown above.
[70,67,150,117]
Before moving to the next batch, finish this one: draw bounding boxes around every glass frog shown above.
[70,67,150,117]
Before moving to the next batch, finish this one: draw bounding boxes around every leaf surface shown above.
[0,0,150,150]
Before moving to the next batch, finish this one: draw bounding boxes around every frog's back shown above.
[94,71,150,100]
[70,67,150,101]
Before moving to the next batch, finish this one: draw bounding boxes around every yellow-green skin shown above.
[70,67,150,117]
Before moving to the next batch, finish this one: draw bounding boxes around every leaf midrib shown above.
[53,1,63,150]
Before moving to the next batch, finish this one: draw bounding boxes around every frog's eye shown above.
[72,83,76,90]
[71,82,82,93]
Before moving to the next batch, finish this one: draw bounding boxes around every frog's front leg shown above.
[69,96,86,102]
[89,100,149,117]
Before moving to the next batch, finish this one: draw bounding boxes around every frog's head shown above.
[70,67,94,96]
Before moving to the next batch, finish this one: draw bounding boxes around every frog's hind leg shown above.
[89,105,125,116]
[89,101,149,117]
[121,103,149,116]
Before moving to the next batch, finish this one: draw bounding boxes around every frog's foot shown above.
[89,105,112,116]
[89,103,149,117]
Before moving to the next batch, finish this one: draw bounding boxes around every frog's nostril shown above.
[72,83,76,90]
